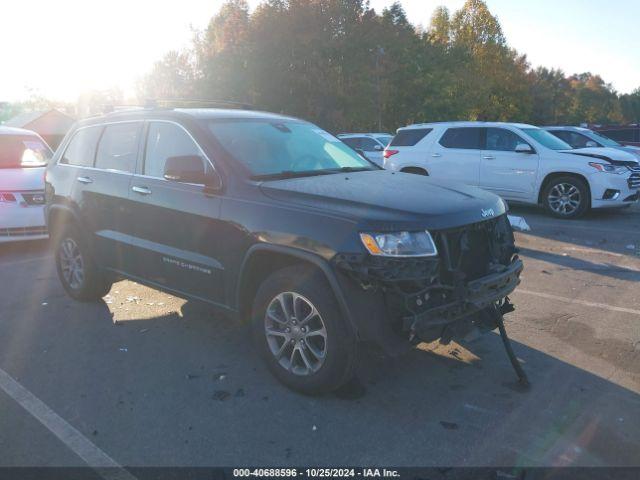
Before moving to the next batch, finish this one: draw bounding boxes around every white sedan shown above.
[0,126,51,242]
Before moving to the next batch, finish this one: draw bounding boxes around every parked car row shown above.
[3,104,633,393]
[346,122,639,219]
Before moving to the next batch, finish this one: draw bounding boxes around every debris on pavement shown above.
[507,215,531,231]
[213,390,230,401]
[439,421,459,430]
[312,425,317,431]
[119,347,128,352]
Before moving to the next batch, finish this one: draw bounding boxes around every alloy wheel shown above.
[547,182,581,215]
[264,292,327,376]
[59,238,85,290]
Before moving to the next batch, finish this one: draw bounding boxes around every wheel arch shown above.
[47,204,82,241]
[235,244,358,337]
[400,166,429,176]
[538,171,592,205]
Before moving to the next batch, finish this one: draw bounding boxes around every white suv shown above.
[383,122,640,218]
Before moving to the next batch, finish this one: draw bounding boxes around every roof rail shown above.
[145,98,255,110]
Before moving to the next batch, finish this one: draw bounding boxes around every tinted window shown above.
[95,123,141,173]
[0,134,52,168]
[145,122,203,178]
[360,137,381,152]
[439,127,483,149]
[61,127,102,167]
[550,130,592,149]
[207,121,374,177]
[485,128,529,151]
[390,128,432,147]
[341,137,361,150]
[375,135,393,146]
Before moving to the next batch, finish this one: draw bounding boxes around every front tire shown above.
[55,225,112,301]
[542,176,589,219]
[251,265,356,395]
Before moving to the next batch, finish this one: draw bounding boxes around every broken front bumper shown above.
[401,257,523,332]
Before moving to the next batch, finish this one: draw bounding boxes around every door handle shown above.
[77,176,93,184]
[132,186,152,195]
[431,153,442,158]
[483,155,495,160]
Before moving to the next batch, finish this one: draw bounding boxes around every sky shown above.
[1,0,639,103]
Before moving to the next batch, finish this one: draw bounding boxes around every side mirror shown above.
[515,143,534,154]
[373,145,383,151]
[585,140,598,148]
[164,155,208,184]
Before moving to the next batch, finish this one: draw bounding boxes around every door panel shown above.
[480,128,539,200]
[80,170,137,271]
[127,121,226,304]
[427,127,483,185]
[128,177,224,303]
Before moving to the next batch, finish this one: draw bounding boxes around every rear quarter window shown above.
[390,128,433,147]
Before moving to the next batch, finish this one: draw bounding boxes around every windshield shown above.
[588,130,622,147]
[521,128,572,151]
[375,135,393,146]
[207,120,377,178]
[0,135,52,168]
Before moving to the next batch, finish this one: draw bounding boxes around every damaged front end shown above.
[334,214,523,347]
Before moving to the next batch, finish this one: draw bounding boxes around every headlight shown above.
[360,231,438,257]
[588,162,627,174]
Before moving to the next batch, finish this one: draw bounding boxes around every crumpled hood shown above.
[259,170,507,230]
[562,147,639,166]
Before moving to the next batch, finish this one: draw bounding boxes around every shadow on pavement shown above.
[1,282,639,467]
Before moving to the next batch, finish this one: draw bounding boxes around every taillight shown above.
[383,149,399,159]
[0,193,17,202]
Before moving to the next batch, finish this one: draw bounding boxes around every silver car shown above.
[545,126,640,160]
[337,133,393,166]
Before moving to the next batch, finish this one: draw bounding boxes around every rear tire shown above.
[251,265,356,395]
[542,176,589,219]
[55,224,112,301]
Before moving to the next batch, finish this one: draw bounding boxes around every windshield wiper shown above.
[250,170,336,181]
[250,166,377,181]
[330,166,377,173]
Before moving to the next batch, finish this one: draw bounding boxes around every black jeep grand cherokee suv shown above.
[46,108,523,394]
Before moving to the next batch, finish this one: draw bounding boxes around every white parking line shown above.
[517,289,640,316]
[524,221,640,236]
[0,368,136,480]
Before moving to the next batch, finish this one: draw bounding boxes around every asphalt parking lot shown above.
[0,204,639,470]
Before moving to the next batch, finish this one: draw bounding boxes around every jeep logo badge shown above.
[481,208,495,218]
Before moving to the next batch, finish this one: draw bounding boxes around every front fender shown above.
[235,243,359,338]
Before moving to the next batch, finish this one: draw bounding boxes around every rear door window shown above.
[390,128,432,147]
[144,122,204,178]
[439,127,484,149]
[60,127,102,167]
[95,123,141,173]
